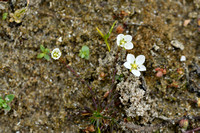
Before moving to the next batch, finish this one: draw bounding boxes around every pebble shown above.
[180,55,186,62]
[171,40,184,50]
[188,12,198,18]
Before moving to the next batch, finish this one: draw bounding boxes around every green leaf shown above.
[2,103,8,108]
[5,94,14,103]
[0,99,4,104]
[44,48,50,54]
[40,45,45,52]
[37,53,45,59]
[81,53,85,58]
[0,96,2,99]
[96,27,104,38]
[82,45,89,51]
[4,105,11,111]
[97,127,101,133]
[85,55,89,60]
[2,13,8,20]
[79,46,90,60]
[107,20,117,38]
[44,54,50,61]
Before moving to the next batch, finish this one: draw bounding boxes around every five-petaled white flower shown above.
[124,54,146,77]
[117,34,133,50]
[51,48,62,60]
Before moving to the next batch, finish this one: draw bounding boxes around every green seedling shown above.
[9,0,29,23]
[79,45,90,60]
[2,13,8,20]
[37,45,50,61]
[96,21,117,52]
[0,94,15,111]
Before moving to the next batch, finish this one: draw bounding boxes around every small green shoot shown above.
[115,74,124,81]
[0,94,15,111]
[79,45,90,60]
[37,45,50,61]
[9,0,29,23]
[96,21,117,52]
[2,13,8,20]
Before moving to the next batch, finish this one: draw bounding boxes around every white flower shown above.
[117,34,134,50]
[180,55,186,62]
[51,48,61,60]
[124,54,146,77]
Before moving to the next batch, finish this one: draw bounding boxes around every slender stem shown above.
[184,127,200,133]
[104,39,111,52]
[60,60,97,109]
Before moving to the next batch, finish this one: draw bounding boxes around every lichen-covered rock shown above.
[116,75,158,124]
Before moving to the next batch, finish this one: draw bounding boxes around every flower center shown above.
[120,38,127,46]
[131,63,138,70]
[53,52,59,58]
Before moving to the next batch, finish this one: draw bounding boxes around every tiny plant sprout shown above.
[117,34,133,50]
[0,94,15,111]
[51,48,62,60]
[124,54,146,77]
[79,45,90,60]
[96,21,117,52]
[2,13,8,20]
[37,45,50,61]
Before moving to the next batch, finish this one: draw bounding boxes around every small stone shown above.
[116,25,124,34]
[156,71,163,77]
[171,40,184,50]
[180,56,186,62]
[58,37,62,42]
[179,119,189,130]
[188,12,198,18]
[0,3,6,10]
[183,19,191,27]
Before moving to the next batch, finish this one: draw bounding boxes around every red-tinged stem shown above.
[60,59,97,109]
[184,127,200,133]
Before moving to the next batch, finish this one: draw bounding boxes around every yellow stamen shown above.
[120,38,126,46]
[131,63,138,70]
[53,52,59,58]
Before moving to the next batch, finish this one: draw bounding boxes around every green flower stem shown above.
[104,39,111,52]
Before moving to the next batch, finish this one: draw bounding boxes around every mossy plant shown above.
[37,45,50,61]
[96,21,117,52]
[0,94,15,111]
[79,45,90,60]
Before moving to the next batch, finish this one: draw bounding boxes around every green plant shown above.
[96,21,117,52]
[2,13,8,20]
[9,0,29,23]
[37,45,50,61]
[0,94,15,111]
[79,45,90,60]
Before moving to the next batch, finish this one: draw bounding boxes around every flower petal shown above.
[124,42,133,50]
[124,35,132,42]
[131,70,141,77]
[138,65,146,71]
[126,54,135,63]
[136,55,145,65]
[117,34,124,46]
[124,62,131,69]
